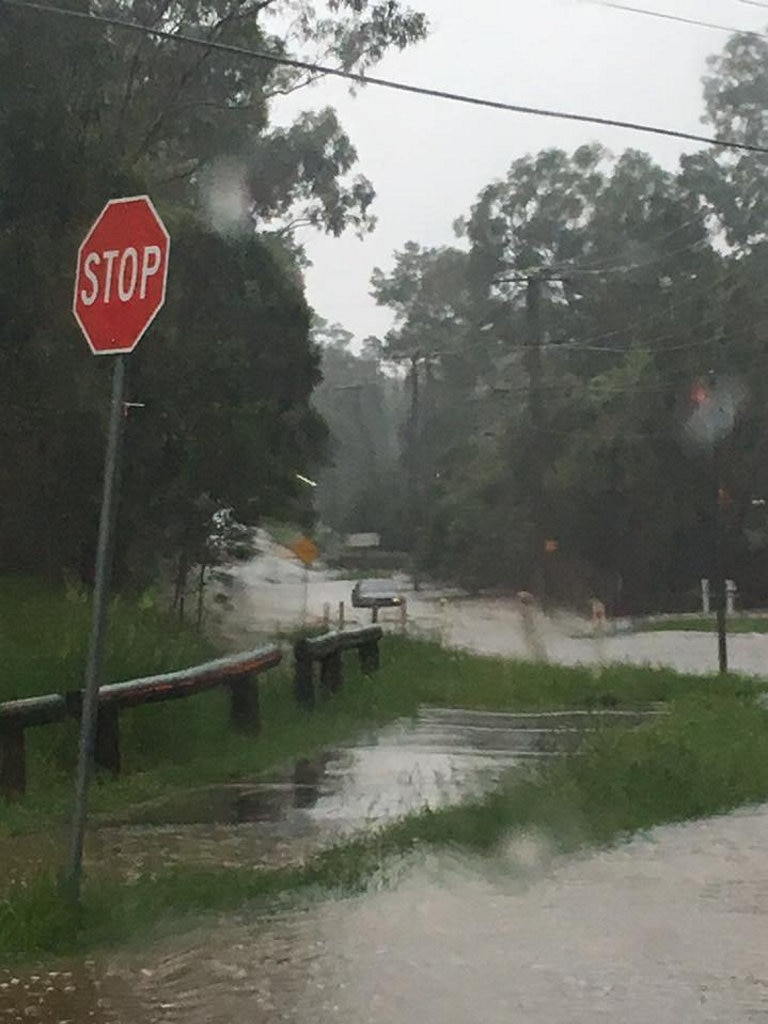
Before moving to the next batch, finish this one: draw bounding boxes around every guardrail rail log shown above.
[65,645,282,775]
[293,625,383,709]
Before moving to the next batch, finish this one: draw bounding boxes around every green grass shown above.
[0,576,215,703]
[640,614,768,633]
[369,638,750,711]
[2,688,767,964]
[1,620,758,833]
[3,578,768,963]
[0,576,215,828]
[399,690,768,851]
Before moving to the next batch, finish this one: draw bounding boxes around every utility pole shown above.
[525,273,546,602]
[710,291,730,677]
[407,353,421,589]
[713,442,728,674]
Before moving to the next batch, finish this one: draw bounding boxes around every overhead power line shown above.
[552,209,713,276]
[3,0,768,155]
[505,281,707,353]
[547,333,711,354]
[494,378,690,397]
[596,1,768,41]
[540,260,746,353]
[554,237,710,278]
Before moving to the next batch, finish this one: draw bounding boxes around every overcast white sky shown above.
[273,0,766,347]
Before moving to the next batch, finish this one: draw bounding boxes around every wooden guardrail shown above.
[0,694,68,798]
[294,625,383,708]
[1,628,386,801]
[0,645,282,798]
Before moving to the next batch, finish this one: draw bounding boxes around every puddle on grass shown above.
[0,707,661,885]
[2,708,766,1024]
[121,707,658,832]
[82,707,657,876]
[292,707,657,831]
[3,805,768,1023]
[0,706,671,1024]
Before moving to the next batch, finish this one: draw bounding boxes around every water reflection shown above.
[5,705,709,1024]
[103,708,654,831]
[3,707,657,887]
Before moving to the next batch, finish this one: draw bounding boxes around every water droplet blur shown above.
[199,158,251,236]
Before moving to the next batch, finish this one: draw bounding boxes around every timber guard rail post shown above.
[0,695,67,799]
[0,645,282,797]
[65,645,282,776]
[293,625,383,709]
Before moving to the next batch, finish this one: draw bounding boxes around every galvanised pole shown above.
[64,354,127,900]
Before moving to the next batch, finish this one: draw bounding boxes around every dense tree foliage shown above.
[369,33,768,612]
[310,319,404,544]
[0,0,426,584]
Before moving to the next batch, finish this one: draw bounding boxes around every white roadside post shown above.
[701,578,710,615]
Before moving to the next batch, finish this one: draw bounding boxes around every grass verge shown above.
[0,576,215,830]
[1,627,751,833]
[2,687,767,964]
[0,576,215,703]
[640,614,768,633]
[3,578,768,962]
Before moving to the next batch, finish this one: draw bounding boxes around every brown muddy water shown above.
[222,556,768,678]
[2,805,767,1022]
[3,707,648,884]
[6,707,766,1022]
[74,707,654,876]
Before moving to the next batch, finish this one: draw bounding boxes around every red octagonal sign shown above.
[73,195,170,355]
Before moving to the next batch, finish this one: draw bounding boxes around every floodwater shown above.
[3,550,767,1020]
[67,706,643,879]
[222,546,768,679]
[3,804,767,1022]
[1,705,650,897]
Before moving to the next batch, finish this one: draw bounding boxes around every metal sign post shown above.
[685,373,741,678]
[64,196,170,901]
[288,536,319,630]
[64,355,127,897]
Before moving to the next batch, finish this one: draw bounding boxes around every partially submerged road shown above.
[224,547,768,678]
[3,551,766,1021]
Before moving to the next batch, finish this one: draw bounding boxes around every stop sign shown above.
[73,195,170,355]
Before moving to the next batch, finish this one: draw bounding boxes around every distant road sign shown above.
[290,536,319,565]
[346,532,381,549]
[73,195,170,355]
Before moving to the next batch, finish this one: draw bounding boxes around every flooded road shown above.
[223,550,768,679]
[3,552,766,1019]
[3,804,767,1022]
